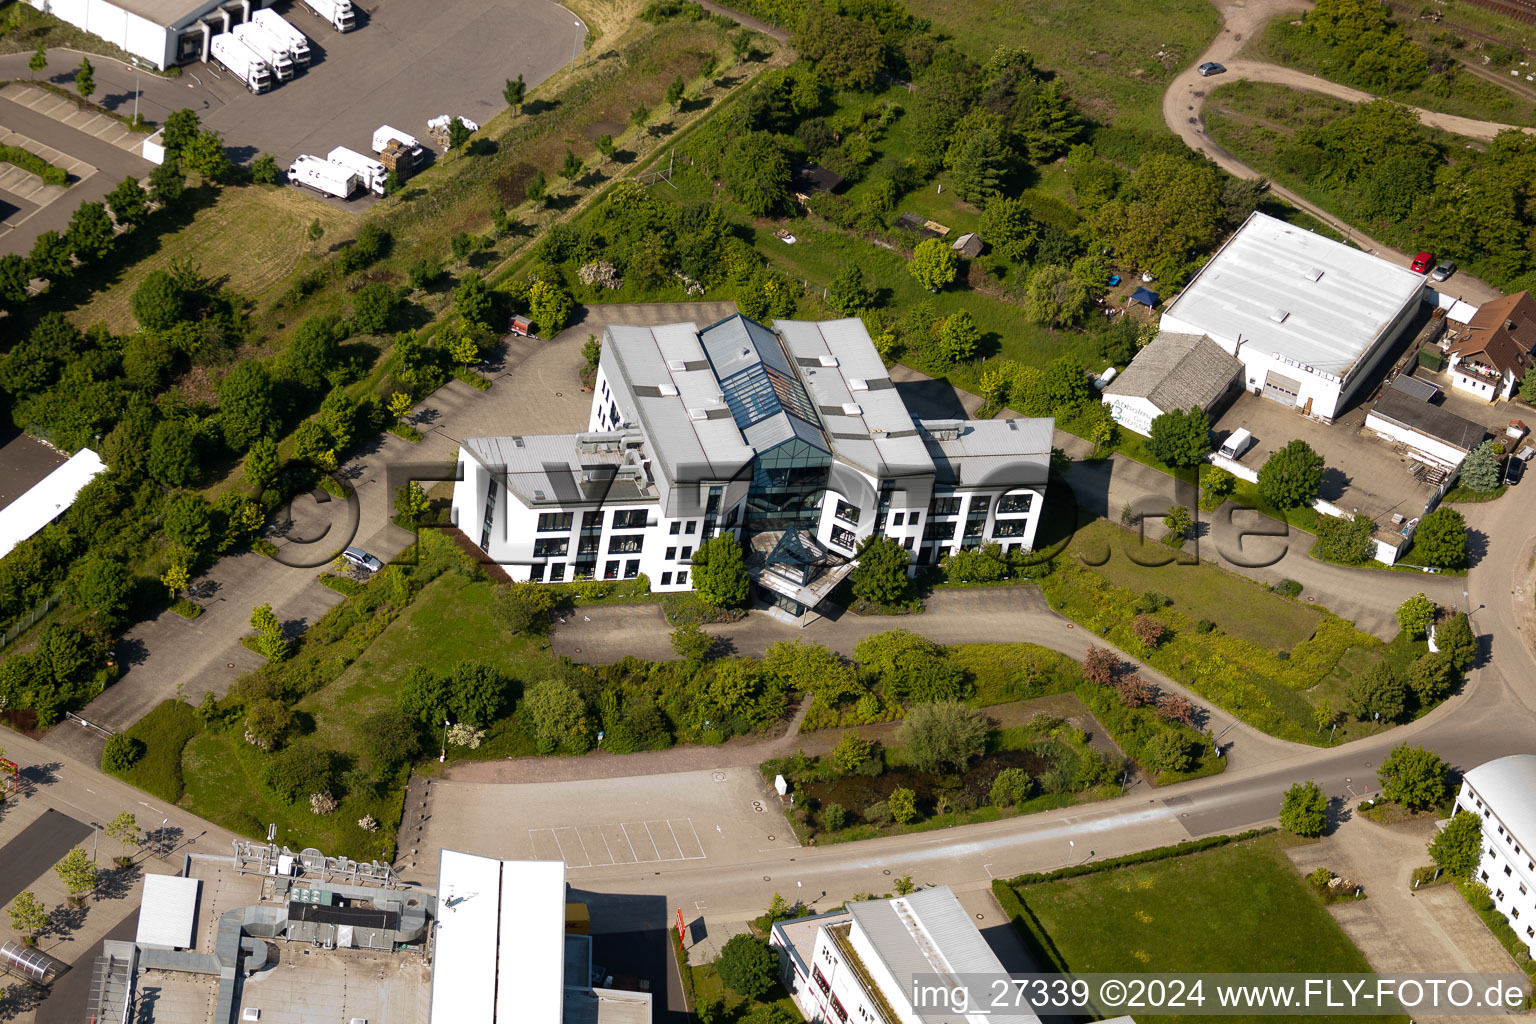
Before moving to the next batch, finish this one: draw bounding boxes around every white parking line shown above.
[530,818,707,869]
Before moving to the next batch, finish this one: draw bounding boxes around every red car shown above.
[1411,251,1434,274]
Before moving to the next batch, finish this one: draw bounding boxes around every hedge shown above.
[991,879,1070,974]
[1456,879,1536,977]
[1004,829,1275,886]
[0,144,67,186]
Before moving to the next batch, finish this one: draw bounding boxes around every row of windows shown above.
[664,546,694,561]
[536,509,654,533]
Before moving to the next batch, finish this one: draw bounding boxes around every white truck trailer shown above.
[232,23,295,82]
[289,155,361,200]
[298,0,356,33]
[209,34,273,94]
[250,10,313,68]
[327,146,387,196]
[371,125,425,160]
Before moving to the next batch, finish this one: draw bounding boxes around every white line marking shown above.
[620,822,638,863]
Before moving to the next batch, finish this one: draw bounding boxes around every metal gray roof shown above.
[920,419,1053,488]
[1369,389,1486,453]
[462,435,656,507]
[847,887,1040,1024]
[1162,211,1425,379]
[776,318,936,479]
[1102,332,1242,413]
[1465,755,1536,852]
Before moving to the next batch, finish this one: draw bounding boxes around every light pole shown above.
[130,57,142,124]
[91,822,100,865]
[572,20,581,68]
[440,718,450,762]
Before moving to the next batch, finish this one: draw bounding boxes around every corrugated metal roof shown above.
[1102,332,1242,412]
[1162,211,1425,378]
[136,875,200,950]
[921,419,1053,488]
[847,887,1040,1024]
[1464,755,1536,850]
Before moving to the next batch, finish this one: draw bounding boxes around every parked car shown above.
[1506,459,1523,486]
[1431,260,1456,282]
[1197,62,1226,76]
[342,546,384,573]
[1218,428,1255,460]
[1411,251,1434,274]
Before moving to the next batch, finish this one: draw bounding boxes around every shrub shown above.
[888,786,918,824]
[715,934,777,998]
[1131,614,1167,649]
[896,701,987,774]
[831,731,878,775]
[1279,780,1328,836]
[1081,646,1119,685]
[101,734,146,774]
[1376,743,1448,810]
[820,802,847,831]
[990,767,1032,807]
[1134,590,1171,614]
[863,799,893,826]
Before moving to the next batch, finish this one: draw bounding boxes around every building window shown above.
[812,966,830,995]
[530,563,545,582]
[579,536,601,556]
[533,538,569,557]
[614,509,647,529]
[666,547,677,560]
[994,519,1027,538]
[677,571,688,586]
[930,495,961,516]
[1484,871,1491,882]
[661,572,672,586]
[582,510,604,532]
[1507,866,1514,876]
[687,520,698,533]
[624,559,640,579]
[834,500,861,526]
[830,993,848,1023]
[608,534,644,554]
[549,563,566,582]
[998,492,1034,514]
[892,511,904,527]
[537,512,573,532]
[830,526,856,550]
[923,520,956,542]
[604,560,620,580]
[670,522,682,535]
[903,536,915,550]
[681,545,693,560]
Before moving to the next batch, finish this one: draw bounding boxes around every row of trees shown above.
[1279,742,1449,837]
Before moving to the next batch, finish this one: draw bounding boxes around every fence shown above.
[0,591,61,653]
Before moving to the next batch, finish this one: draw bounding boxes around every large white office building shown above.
[452,315,1052,620]
[1455,754,1536,957]
[1160,212,1426,423]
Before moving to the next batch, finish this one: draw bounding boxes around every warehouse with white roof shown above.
[1454,754,1536,958]
[1160,212,1426,423]
[17,0,278,70]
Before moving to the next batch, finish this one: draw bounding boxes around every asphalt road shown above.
[0,808,92,907]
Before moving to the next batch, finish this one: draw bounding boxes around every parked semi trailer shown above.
[250,9,313,68]
[232,23,295,82]
[298,0,356,32]
[289,155,361,199]
[327,147,387,195]
[209,34,272,93]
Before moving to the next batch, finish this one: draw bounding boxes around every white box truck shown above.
[327,146,386,196]
[371,125,425,161]
[298,0,356,32]
[290,154,360,200]
[209,34,273,94]
[232,23,295,82]
[251,9,313,67]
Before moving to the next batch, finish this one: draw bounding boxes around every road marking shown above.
[530,818,706,869]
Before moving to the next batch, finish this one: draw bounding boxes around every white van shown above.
[1218,428,1254,460]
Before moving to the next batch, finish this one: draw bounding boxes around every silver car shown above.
[341,546,384,573]
[1431,260,1456,282]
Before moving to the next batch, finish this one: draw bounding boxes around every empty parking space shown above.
[530,819,706,869]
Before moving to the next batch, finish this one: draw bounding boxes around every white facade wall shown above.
[1101,394,1162,439]
[1455,779,1536,957]
[1362,412,1470,469]
[1448,357,1514,403]
[776,920,910,1024]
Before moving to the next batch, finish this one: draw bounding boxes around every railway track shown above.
[1458,0,1536,27]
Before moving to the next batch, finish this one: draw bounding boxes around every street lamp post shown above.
[440,718,450,762]
[572,20,581,68]
[131,57,142,124]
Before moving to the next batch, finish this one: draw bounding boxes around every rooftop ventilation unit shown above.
[688,409,709,421]
[1305,267,1324,282]
[819,355,839,367]
[841,403,863,416]
[667,359,687,372]
[1270,309,1290,323]
[848,378,869,392]
[512,436,525,448]
[534,489,546,500]
[659,384,679,397]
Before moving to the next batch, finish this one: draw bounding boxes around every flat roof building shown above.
[1160,212,1426,423]
[0,447,104,560]
[17,0,280,69]
[453,315,1053,623]
[1454,755,1536,957]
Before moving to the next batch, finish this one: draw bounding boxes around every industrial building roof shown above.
[136,875,201,950]
[777,318,936,478]
[1161,212,1425,381]
[0,447,105,560]
[1103,332,1243,413]
[1368,388,1486,454]
[920,419,1053,489]
[109,0,226,30]
[430,853,567,1024]
[1465,755,1536,849]
[847,886,1041,1024]
[461,434,656,507]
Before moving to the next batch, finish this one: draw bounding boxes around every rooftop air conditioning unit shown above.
[819,355,839,367]
[1305,267,1324,281]
[667,359,687,372]
[848,378,869,392]
[688,409,708,421]
[1270,309,1290,323]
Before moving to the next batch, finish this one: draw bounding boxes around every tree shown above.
[453,271,494,328]
[148,157,184,205]
[854,629,967,704]
[75,57,94,100]
[790,5,883,89]
[528,279,572,337]
[1081,646,1119,686]
[101,734,145,774]
[831,731,877,775]
[1023,265,1090,328]
[1460,440,1502,492]
[132,270,188,331]
[524,679,587,747]
[260,742,338,804]
[896,701,987,774]
[161,108,201,154]
[1435,612,1476,672]
[723,131,791,216]
[395,480,431,526]
[1146,408,1212,468]
[670,623,713,662]
[160,561,190,601]
[503,74,526,111]
[1345,663,1406,721]
[629,103,649,129]
[104,811,140,851]
[908,238,958,292]
[596,134,616,163]
[6,891,49,941]
[307,218,325,247]
[1144,731,1193,774]
[249,152,278,184]
[947,124,1013,204]
[217,361,280,450]
[28,43,46,72]
[1133,614,1168,648]
[979,196,1037,262]
[849,536,910,605]
[1406,649,1457,705]
[561,148,582,180]
[937,310,980,364]
[55,846,96,900]
[990,767,1032,807]
[66,202,115,263]
[666,74,686,111]
[106,177,149,231]
[888,786,918,824]
[692,536,749,608]
[1314,513,1376,565]
[245,437,279,489]
[1279,780,1329,836]
[716,934,777,999]
[361,709,421,773]
[0,253,28,309]
[1412,506,1467,569]
[250,602,289,662]
[245,698,294,749]
[1258,440,1324,509]
[1377,743,1448,809]
[164,493,213,554]
[1162,505,1194,545]
[828,264,873,315]
[71,556,133,619]
[352,280,401,334]
[1429,809,1484,877]
[181,130,232,182]
[1396,593,1435,641]
[448,117,473,150]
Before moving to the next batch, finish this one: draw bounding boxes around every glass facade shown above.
[746,437,831,531]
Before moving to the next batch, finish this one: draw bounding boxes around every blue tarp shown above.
[1131,286,1161,307]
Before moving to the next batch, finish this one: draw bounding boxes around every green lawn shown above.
[1005,834,1396,1024]
[112,699,203,803]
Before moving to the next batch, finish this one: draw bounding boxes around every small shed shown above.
[136,875,201,951]
[1130,286,1161,308]
[791,164,844,203]
[951,232,983,258]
